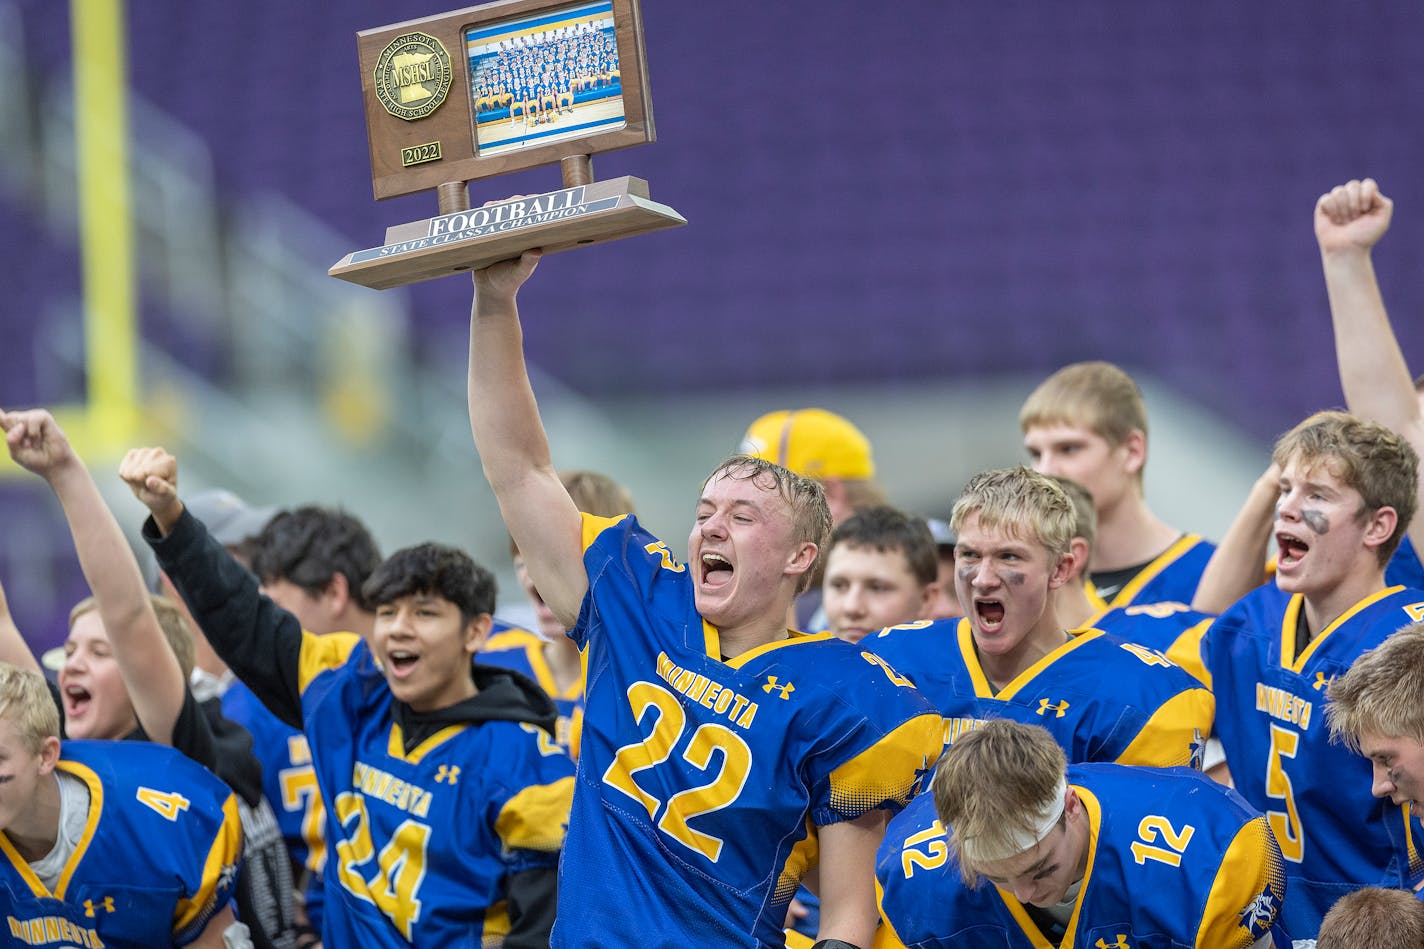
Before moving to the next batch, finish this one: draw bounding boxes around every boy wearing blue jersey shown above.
[1,407,297,948]
[228,504,382,944]
[1316,177,1424,585]
[1021,362,1215,608]
[1203,410,1424,937]
[467,252,943,949]
[0,662,246,947]
[822,506,940,645]
[121,447,576,949]
[1326,623,1424,825]
[863,466,1213,769]
[875,719,1288,949]
[1049,475,1212,683]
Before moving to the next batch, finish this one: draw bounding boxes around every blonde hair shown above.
[951,467,1075,560]
[1317,887,1424,949]
[704,455,832,592]
[0,663,61,752]
[1326,623,1424,750]
[1019,362,1147,447]
[1272,410,1418,566]
[932,720,1068,884]
[69,594,197,681]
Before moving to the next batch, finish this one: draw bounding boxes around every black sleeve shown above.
[502,866,558,949]
[168,686,220,776]
[46,679,66,736]
[144,508,305,729]
[177,692,265,807]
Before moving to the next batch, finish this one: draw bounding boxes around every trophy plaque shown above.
[331,0,685,290]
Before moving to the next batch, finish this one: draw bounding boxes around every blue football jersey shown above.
[1386,535,1424,589]
[481,624,586,759]
[863,619,1214,768]
[0,740,242,948]
[221,679,327,930]
[876,765,1289,949]
[1205,583,1424,937]
[1085,534,1216,610]
[296,635,576,948]
[555,514,944,949]
[1088,601,1214,684]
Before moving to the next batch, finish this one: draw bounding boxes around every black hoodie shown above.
[144,507,562,948]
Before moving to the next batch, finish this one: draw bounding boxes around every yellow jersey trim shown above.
[1196,815,1285,949]
[872,875,912,949]
[484,628,585,702]
[702,618,721,660]
[1280,586,1401,672]
[1114,687,1216,768]
[0,759,105,899]
[495,776,575,853]
[173,791,242,934]
[958,621,1103,699]
[1103,534,1205,609]
[826,713,944,815]
[1167,617,1213,687]
[297,631,362,693]
[722,628,824,669]
[386,722,471,764]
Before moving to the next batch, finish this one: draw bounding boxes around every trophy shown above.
[330,0,685,289]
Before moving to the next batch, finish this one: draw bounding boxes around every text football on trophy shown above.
[331,0,685,290]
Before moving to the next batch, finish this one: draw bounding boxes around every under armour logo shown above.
[1313,672,1334,692]
[1037,698,1070,718]
[763,676,795,699]
[435,765,461,784]
[83,897,115,917]
[1095,937,1129,949]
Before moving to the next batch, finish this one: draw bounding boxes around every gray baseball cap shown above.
[184,489,276,546]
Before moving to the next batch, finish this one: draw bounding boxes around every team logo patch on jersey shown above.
[1036,698,1070,718]
[763,676,795,699]
[1238,883,1279,939]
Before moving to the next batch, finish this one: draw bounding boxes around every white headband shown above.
[956,776,1068,865]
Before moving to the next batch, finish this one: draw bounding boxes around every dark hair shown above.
[250,506,382,611]
[829,506,938,586]
[361,543,496,623]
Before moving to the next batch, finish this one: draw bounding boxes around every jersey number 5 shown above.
[1265,724,1305,863]
[603,680,752,862]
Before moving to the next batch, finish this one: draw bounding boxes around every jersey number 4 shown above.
[603,680,752,862]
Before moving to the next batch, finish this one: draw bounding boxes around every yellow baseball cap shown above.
[738,408,875,480]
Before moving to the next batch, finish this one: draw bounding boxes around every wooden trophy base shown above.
[329,175,685,290]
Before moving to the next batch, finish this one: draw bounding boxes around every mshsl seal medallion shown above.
[373,32,452,121]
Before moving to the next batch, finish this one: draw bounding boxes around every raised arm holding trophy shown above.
[331,0,684,289]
